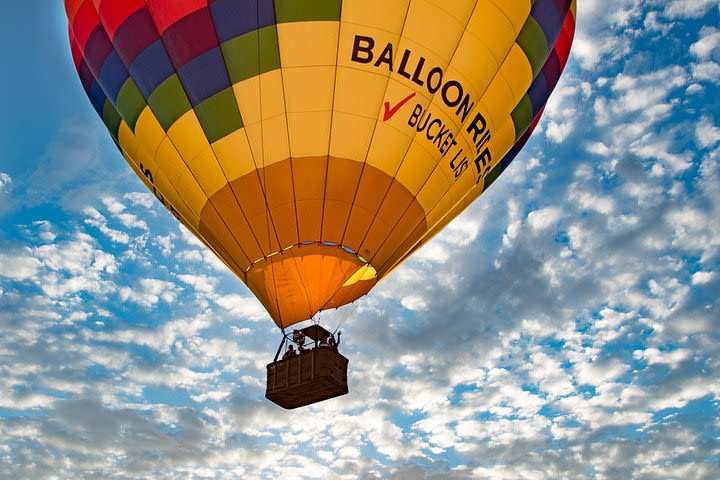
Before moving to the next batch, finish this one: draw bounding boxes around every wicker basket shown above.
[266,347,348,409]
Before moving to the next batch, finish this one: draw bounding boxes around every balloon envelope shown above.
[65,0,575,329]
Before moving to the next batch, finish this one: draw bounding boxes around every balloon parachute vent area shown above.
[266,347,349,409]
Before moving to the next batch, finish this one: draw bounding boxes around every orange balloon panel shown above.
[66,0,575,328]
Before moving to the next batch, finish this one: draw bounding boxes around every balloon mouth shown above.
[243,241,374,273]
[244,241,378,329]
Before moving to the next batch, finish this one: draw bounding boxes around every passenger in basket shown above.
[328,331,341,350]
[282,344,297,359]
[292,329,306,349]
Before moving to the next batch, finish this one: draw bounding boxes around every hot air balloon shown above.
[65,0,575,408]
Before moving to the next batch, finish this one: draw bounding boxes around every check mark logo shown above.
[383,92,417,121]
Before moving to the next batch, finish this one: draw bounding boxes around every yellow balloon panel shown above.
[211,129,258,182]
[167,112,212,167]
[329,112,376,161]
[342,0,410,33]
[333,67,388,121]
[402,0,471,63]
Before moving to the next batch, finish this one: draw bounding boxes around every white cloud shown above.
[585,142,610,157]
[527,207,561,231]
[575,358,628,387]
[543,80,581,144]
[691,61,720,82]
[0,391,55,410]
[526,350,575,397]
[192,389,231,403]
[570,32,606,69]
[91,314,212,353]
[154,234,175,256]
[695,115,720,149]
[400,295,428,311]
[0,172,11,192]
[685,83,704,94]
[177,249,204,263]
[441,218,481,247]
[33,220,57,243]
[118,278,180,308]
[573,0,645,69]
[610,67,689,115]
[83,207,131,244]
[591,65,696,174]
[0,233,119,299]
[663,0,719,19]
[570,188,616,215]
[0,250,41,280]
[124,191,155,209]
[642,11,671,34]
[34,233,116,275]
[101,196,125,215]
[546,120,574,143]
[691,270,715,285]
[633,347,691,367]
[690,26,720,60]
[414,242,450,264]
[101,196,148,230]
[125,364,219,390]
[213,293,268,321]
[178,274,217,294]
[645,375,720,411]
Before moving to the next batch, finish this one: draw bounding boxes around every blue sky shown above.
[1,1,720,479]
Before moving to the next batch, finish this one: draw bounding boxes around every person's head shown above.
[288,345,294,350]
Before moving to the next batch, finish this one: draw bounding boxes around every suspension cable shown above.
[331,302,359,335]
